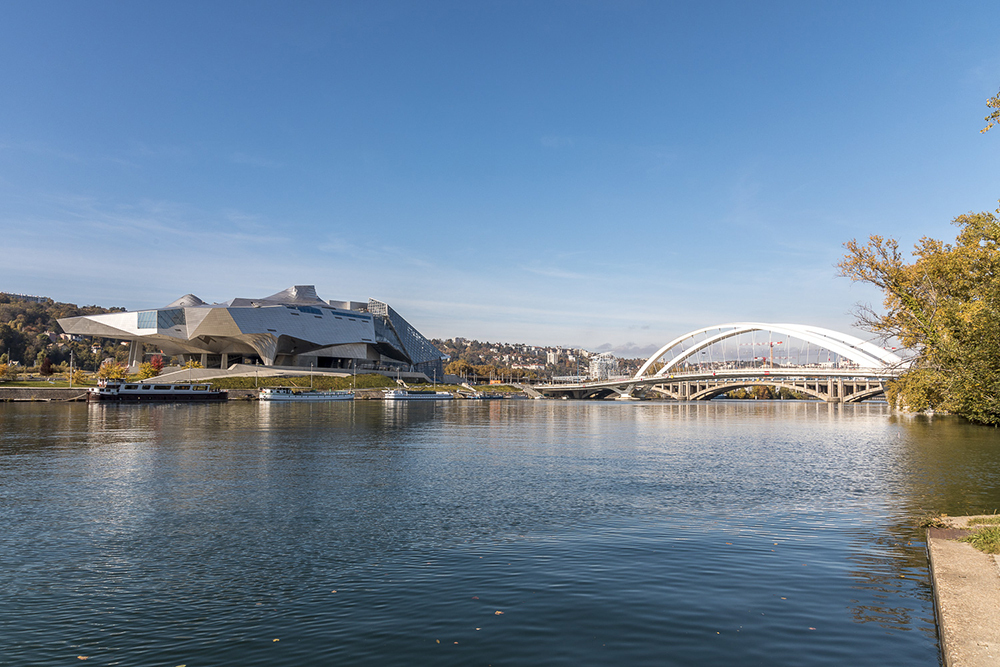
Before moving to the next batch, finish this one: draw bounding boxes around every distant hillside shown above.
[0,293,123,368]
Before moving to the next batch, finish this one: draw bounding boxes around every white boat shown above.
[258,387,354,402]
[383,389,454,401]
[89,380,227,402]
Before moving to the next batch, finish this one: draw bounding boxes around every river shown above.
[3,399,1000,665]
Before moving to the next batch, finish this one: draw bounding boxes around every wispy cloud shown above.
[540,135,576,149]
[521,266,589,280]
[230,152,284,168]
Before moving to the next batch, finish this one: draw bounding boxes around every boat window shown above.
[192,385,208,391]
[141,385,151,390]
[124,385,138,390]
[153,385,171,390]
[173,386,189,390]
[335,316,343,319]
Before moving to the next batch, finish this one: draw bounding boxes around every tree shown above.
[983,88,1000,134]
[445,359,473,377]
[182,360,203,370]
[98,361,129,380]
[39,357,53,376]
[150,355,165,373]
[839,211,1000,423]
[137,362,158,379]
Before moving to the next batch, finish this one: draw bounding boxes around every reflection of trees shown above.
[846,413,1000,636]
[892,415,1000,516]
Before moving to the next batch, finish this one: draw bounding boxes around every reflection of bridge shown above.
[537,323,906,402]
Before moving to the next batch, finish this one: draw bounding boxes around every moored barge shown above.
[258,387,354,401]
[383,389,454,401]
[88,380,227,402]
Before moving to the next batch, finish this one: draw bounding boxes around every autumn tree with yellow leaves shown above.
[839,90,1000,423]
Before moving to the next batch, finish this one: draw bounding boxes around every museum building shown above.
[57,285,446,378]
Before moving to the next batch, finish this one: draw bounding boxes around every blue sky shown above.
[1,2,997,356]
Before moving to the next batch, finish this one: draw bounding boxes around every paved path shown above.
[927,516,1000,666]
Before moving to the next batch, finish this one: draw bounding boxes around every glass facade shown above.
[137,309,186,330]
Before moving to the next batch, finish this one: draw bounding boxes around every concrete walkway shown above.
[927,515,1000,666]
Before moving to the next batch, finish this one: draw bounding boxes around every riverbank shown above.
[927,515,1000,666]
[0,387,89,401]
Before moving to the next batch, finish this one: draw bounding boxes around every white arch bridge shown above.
[535,323,906,402]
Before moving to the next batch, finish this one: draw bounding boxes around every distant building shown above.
[588,352,620,380]
[58,285,445,377]
[546,351,559,365]
[0,292,46,303]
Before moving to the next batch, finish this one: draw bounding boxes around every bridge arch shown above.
[634,323,904,380]
[686,380,829,402]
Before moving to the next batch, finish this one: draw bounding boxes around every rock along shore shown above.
[927,515,1000,666]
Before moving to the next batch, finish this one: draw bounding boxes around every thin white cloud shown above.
[230,152,284,168]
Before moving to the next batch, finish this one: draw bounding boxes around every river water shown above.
[3,400,1000,666]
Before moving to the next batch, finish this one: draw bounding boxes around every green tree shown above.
[445,359,473,377]
[839,211,1000,423]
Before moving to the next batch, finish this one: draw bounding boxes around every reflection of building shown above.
[58,285,445,377]
[588,352,619,380]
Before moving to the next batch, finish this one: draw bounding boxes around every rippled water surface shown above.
[4,400,1000,665]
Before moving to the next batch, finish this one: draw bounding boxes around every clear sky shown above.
[1,1,997,356]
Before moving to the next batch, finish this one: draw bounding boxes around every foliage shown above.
[39,357,53,376]
[983,88,1000,134]
[0,295,123,370]
[150,355,165,372]
[182,360,203,369]
[968,516,1000,526]
[725,386,811,400]
[68,369,88,385]
[961,525,1000,554]
[445,359,474,376]
[839,211,1000,424]
[98,362,129,380]
[136,362,158,379]
[914,513,948,529]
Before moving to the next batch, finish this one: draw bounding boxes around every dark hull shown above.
[88,393,227,402]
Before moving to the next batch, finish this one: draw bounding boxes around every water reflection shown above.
[4,399,1000,665]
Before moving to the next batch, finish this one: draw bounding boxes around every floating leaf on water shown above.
[472,596,479,600]
[273,639,279,642]
[331,590,337,593]
[495,611,503,615]
[77,658,88,661]
[436,640,440,644]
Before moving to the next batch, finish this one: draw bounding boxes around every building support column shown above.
[127,340,141,373]
[221,353,229,369]
[200,353,208,368]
